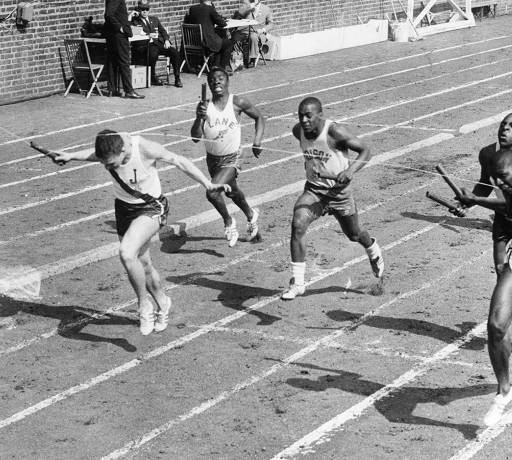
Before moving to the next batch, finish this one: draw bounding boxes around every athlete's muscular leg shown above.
[290,192,321,262]
[119,215,160,309]
[206,167,254,224]
[494,239,508,278]
[488,267,512,396]
[334,212,373,248]
[138,240,168,310]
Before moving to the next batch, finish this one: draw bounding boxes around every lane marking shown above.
[1,55,505,194]
[449,409,512,460]
[257,44,512,106]
[0,223,475,433]
[187,324,475,367]
[101,249,490,459]
[1,61,501,215]
[1,39,509,165]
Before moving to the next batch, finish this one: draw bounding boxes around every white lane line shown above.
[0,34,506,152]
[459,109,512,134]
[187,324,475,367]
[449,409,512,460]
[0,59,495,212]
[0,133,453,288]
[102,249,489,460]
[1,53,505,193]
[258,44,512,106]
[1,159,469,357]
[2,40,508,170]
[325,35,511,75]
[0,222,466,433]
[272,321,488,459]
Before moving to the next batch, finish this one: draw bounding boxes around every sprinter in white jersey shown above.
[191,67,265,247]
[281,97,384,300]
[51,130,230,335]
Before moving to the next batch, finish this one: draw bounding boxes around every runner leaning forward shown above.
[51,130,230,335]
[281,96,384,300]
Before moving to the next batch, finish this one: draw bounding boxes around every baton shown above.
[426,191,465,217]
[201,83,207,102]
[435,164,463,200]
[30,141,65,165]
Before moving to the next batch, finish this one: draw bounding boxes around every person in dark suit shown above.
[131,0,183,88]
[185,0,234,74]
[104,0,145,98]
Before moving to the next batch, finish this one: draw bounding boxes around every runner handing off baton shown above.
[37,131,230,336]
[281,96,384,300]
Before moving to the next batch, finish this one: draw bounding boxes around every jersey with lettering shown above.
[111,136,161,204]
[203,94,241,156]
[300,120,349,188]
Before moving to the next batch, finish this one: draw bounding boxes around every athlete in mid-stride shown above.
[455,117,512,426]
[191,66,265,247]
[457,113,512,279]
[281,96,384,300]
[50,130,230,336]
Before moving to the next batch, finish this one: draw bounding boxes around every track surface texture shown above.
[2,16,512,460]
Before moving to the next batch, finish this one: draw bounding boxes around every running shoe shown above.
[154,297,171,333]
[484,391,512,426]
[281,278,305,300]
[139,303,155,336]
[224,219,239,247]
[247,208,260,241]
[370,254,385,278]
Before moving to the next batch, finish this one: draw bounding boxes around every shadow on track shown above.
[401,211,492,233]
[285,362,493,439]
[165,273,282,326]
[0,295,137,352]
[312,310,486,350]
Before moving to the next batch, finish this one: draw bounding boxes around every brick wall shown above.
[0,0,508,105]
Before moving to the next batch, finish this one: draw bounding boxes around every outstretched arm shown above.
[141,137,230,192]
[234,95,265,157]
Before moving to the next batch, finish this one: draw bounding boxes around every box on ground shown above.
[130,65,150,89]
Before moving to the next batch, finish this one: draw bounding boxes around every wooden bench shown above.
[471,0,497,19]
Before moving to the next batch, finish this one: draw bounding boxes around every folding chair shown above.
[179,24,213,78]
[64,39,104,98]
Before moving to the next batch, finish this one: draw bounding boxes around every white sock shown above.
[365,238,381,260]
[291,262,306,286]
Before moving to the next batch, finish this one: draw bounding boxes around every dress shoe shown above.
[247,59,256,68]
[125,91,145,99]
[151,78,164,86]
[174,78,183,88]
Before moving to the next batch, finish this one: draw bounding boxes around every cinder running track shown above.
[1,17,512,460]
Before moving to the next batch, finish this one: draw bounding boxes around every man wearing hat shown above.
[131,0,183,87]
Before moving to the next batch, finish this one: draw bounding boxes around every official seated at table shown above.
[184,0,234,75]
[232,0,273,68]
[130,0,183,87]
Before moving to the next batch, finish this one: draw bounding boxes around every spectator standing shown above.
[131,0,183,88]
[185,0,234,75]
[104,0,145,99]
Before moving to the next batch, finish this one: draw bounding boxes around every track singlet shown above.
[300,120,349,188]
[111,136,161,204]
[203,94,241,156]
